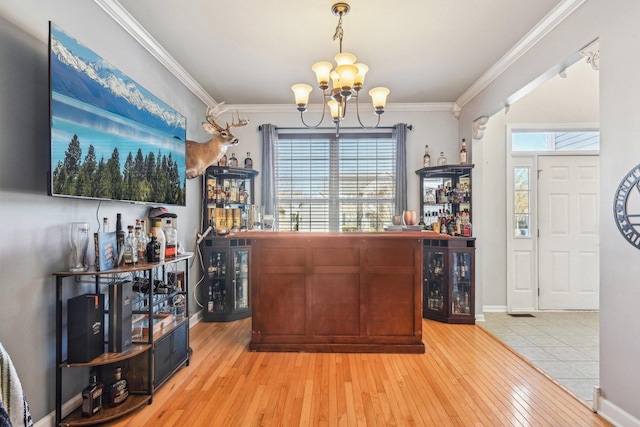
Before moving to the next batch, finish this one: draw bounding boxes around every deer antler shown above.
[204,102,228,132]
[228,110,249,129]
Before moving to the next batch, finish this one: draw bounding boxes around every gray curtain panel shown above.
[260,124,278,216]
[393,123,408,215]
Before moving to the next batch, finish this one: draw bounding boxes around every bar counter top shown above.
[234,230,449,240]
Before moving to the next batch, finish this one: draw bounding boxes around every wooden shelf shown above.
[53,253,193,277]
[59,394,150,426]
[60,344,151,368]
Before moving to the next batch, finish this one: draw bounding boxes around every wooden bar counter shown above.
[241,231,444,353]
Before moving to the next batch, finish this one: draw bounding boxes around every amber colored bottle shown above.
[459,139,468,164]
[108,367,129,407]
[81,373,104,417]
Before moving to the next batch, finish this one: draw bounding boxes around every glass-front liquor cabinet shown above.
[201,238,251,322]
[423,237,475,324]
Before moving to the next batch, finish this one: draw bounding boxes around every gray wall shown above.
[459,0,640,421]
[0,0,206,421]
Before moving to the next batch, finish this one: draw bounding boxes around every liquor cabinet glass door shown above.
[233,248,249,311]
[206,250,228,314]
[451,252,472,316]
[424,250,446,315]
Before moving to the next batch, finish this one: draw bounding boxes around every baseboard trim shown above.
[598,397,640,427]
[481,305,507,313]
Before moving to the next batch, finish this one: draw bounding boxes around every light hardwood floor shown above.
[108,318,611,426]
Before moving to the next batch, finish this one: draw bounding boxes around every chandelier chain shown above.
[333,14,344,53]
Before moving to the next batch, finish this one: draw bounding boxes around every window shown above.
[512,131,599,151]
[274,131,396,232]
[514,167,530,237]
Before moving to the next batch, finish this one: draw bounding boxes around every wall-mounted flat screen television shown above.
[48,22,186,206]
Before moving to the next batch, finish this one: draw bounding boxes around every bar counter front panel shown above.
[244,232,436,353]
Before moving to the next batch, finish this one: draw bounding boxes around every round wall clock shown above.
[614,164,640,249]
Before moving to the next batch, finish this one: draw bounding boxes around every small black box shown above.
[68,294,104,363]
[108,283,134,353]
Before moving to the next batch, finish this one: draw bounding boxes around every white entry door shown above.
[538,155,599,309]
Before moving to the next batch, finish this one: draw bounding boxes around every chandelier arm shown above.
[354,91,383,129]
[299,91,330,129]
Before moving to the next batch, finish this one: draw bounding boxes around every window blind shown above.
[275,131,396,232]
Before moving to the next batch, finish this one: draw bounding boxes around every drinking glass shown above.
[69,222,90,272]
[402,210,417,226]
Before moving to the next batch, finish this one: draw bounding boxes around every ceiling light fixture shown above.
[291,2,390,136]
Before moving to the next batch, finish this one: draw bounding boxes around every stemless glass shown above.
[402,210,417,226]
[69,222,90,272]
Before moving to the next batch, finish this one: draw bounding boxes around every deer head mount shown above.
[185,102,248,179]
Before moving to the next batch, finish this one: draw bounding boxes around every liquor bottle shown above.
[123,225,137,264]
[115,213,125,255]
[228,153,238,167]
[215,253,222,276]
[239,185,246,204]
[102,217,110,233]
[163,219,178,258]
[459,139,468,164]
[135,220,147,263]
[107,367,129,407]
[423,145,431,168]
[81,372,104,417]
[218,154,227,166]
[146,233,160,262]
[244,152,253,169]
[151,219,166,261]
[437,152,447,166]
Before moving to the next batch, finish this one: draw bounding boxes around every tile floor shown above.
[479,311,599,408]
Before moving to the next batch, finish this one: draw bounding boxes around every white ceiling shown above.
[108,0,567,107]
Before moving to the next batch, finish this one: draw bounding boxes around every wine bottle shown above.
[437,152,447,166]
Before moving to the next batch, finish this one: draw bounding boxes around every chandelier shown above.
[291,2,390,136]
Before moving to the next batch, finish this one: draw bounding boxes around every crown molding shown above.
[223,103,455,114]
[455,0,588,109]
[93,0,217,107]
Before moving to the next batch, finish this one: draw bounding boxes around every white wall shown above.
[460,0,640,423]
[226,106,460,214]
[0,0,207,421]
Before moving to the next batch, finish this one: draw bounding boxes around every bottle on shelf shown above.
[136,220,148,262]
[107,367,129,407]
[102,217,110,233]
[218,154,227,166]
[163,219,178,258]
[146,232,161,262]
[459,139,468,164]
[151,219,166,261]
[115,213,125,255]
[423,145,431,168]
[123,225,137,264]
[228,153,238,167]
[81,372,104,417]
[437,152,447,166]
[244,152,253,169]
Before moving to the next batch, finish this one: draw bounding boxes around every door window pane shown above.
[514,167,530,237]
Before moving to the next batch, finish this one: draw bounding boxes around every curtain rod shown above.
[258,125,413,131]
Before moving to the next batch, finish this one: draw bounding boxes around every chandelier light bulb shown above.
[312,61,333,89]
[291,84,313,109]
[327,99,341,119]
[335,64,358,90]
[369,87,390,112]
[334,52,357,66]
[354,63,369,88]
